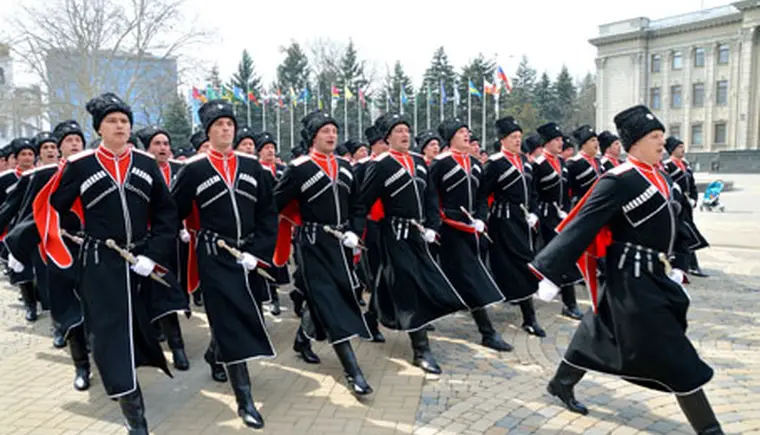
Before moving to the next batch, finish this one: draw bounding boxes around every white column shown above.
[683,47,692,146]
[727,36,743,149]
[735,27,757,150]
[595,57,606,129]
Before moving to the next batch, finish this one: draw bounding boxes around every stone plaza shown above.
[0,174,758,435]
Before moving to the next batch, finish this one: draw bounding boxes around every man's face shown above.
[39,142,59,164]
[259,143,276,162]
[16,149,35,169]
[607,140,622,158]
[371,140,389,155]
[530,146,543,160]
[352,146,369,161]
[502,131,522,154]
[388,124,411,153]
[450,127,471,152]
[0,158,7,171]
[631,130,665,165]
[99,112,131,148]
[673,143,686,159]
[237,138,256,155]
[147,133,171,163]
[7,155,16,168]
[313,124,338,154]
[581,137,599,156]
[561,147,575,160]
[60,134,83,158]
[545,137,563,155]
[208,118,235,150]
[423,140,440,160]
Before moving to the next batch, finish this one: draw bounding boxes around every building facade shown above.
[0,43,45,145]
[590,1,760,153]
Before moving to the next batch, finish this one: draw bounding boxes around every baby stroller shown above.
[700,180,725,212]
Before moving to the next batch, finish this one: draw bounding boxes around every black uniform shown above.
[663,157,709,272]
[565,153,602,206]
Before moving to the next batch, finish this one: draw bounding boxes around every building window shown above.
[694,48,705,67]
[672,51,683,70]
[691,124,704,146]
[651,54,662,73]
[692,83,705,107]
[714,122,727,144]
[718,44,730,64]
[716,80,728,106]
[669,124,681,139]
[0,67,5,85]
[671,85,682,108]
[650,87,662,109]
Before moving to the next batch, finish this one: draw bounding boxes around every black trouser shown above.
[69,324,89,370]
[471,308,497,339]
[561,285,577,309]
[159,313,184,351]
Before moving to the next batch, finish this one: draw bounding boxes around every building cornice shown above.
[732,0,760,12]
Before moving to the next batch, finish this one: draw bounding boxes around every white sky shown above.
[0,0,735,86]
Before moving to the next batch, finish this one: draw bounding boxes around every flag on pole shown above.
[440,80,447,103]
[233,86,245,102]
[289,87,298,107]
[497,66,512,93]
[483,81,498,95]
[247,91,260,107]
[454,85,461,106]
[331,85,340,99]
[206,85,218,100]
[298,88,309,103]
[344,85,354,100]
[359,88,366,107]
[401,88,408,105]
[468,80,482,97]
[277,88,284,108]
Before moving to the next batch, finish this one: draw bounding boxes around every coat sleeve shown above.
[425,160,443,232]
[143,161,179,264]
[170,164,195,222]
[561,164,572,210]
[479,159,498,203]
[0,176,28,231]
[531,176,624,285]
[50,163,81,214]
[353,161,383,236]
[248,165,277,261]
[273,164,300,213]
[4,214,41,262]
[474,162,488,221]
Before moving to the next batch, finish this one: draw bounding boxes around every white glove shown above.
[689,198,697,208]
[131,255,156,277]
[527,213,539,229]
[8,253,24,273]
[558,210,568,220]
[179,229,191,243]
[237,252,259,271]
[535,278,561,302]
[668,268,686,285]
[423,228,438,244]
[341,231,360,249]
[472,219,486,233]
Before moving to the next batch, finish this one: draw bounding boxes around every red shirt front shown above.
[208,148,237,186]
[96,145,131,184]
[629,156,669,198]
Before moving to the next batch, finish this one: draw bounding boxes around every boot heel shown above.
[227,363,265,429]
[333,341,373,396]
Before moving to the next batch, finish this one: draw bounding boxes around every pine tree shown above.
[275,42,311,154]
[335,39,369,140]
[572,72,596,127]
[206,64,223,90]
[378,61,414,115]
[163,95,193,149]
[422,47,457,125]
[227,49,263,129]
[534,72,558,122]
[501,56,538,127]
[458,54,497,138]
[554,65,577,128]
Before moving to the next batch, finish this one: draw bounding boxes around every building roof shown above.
[590,2,755,46]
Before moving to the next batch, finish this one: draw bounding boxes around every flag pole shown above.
[276,99,281,146]
[467,77,472,128]
[246,85,251,126]
[344,86,349,142]
[482,78,487,146]
[439,79,444,123]
[358,91,362,138]
[413,92,418,136]
[426,83,431,130]
[399,86,403,115]
[290,102,294,151]
[262,98,267,131]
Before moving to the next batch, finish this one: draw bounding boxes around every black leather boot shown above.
[19,282,37,322]
[161,314,189,371]
[409,329,442,374]
[547,361,588,415]
[688,252,709,277]
[204,338,227,382]
[153,321,166,343]
[364,311,385,343]
[269,285,281,316]
[69,325,91,391]
[560,285,583,320]
[293,327,320,364]
[227,362,265,429]
[118,386,149,435]
[519,299,546,337]
[677,389,724,434]
[471,308,513,351]
[52,325,67,348]
[289,289,304,318]
[355,286,366,306]
[333,341,372,396]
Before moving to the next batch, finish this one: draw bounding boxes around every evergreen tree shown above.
[422,47,457,125]
[163,95,193,149]
[276,42,311,154]
[379,61,414,115]
[572,72,596,128]
[501,56,538,127]
[227,49,263,130]
[554,65,577,128]
[458,54,497,138]
[335,39,369,140]
[206,64,223,91]
[533,72,558,122]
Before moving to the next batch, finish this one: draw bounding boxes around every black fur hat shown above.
[198,99,237,136]
[613,105,665,151]
[85,93,133,132]
[53,120,85,148]
[135,126,171,150]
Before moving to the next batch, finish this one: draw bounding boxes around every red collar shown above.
[604,154,620,165]
[580,151,599,170]
[208,147,235,160]
[310,150,333,161]
[96,144,130,160]
[542,150,561,173]
[502,148,523,171]
[13,167,24,177]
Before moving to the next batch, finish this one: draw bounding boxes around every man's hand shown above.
[131,255,156,277]
[341,231,360,249]
[237,252,259,271]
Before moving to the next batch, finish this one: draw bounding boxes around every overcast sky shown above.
[0,0,735,86]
